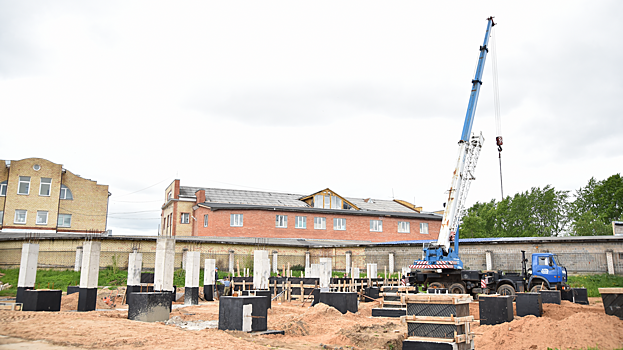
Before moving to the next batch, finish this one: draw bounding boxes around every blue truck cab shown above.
[528,253,567,290]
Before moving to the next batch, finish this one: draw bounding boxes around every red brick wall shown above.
[192,207,440,242]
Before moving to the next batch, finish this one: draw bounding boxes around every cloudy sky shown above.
[1,1,621,236]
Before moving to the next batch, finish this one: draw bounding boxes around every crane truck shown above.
[406,17,569,296]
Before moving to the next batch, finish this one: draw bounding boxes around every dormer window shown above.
[313,194,343,209]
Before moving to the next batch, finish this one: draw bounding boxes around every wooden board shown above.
[598,288,623,294]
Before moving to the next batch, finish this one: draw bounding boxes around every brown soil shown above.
[2,295,623,350]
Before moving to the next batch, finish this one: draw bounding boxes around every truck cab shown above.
[528,253,567,291]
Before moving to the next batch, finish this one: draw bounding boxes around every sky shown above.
[1,1,622,236]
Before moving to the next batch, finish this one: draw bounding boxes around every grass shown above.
[567,274,623,297]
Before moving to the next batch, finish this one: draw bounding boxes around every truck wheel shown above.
[449,283,467,294]
[530,285,547,293]
[497,284,515,296]
[429,282,444,289]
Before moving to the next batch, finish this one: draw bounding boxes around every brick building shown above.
[0,158,110,234]
[161,180,441,242]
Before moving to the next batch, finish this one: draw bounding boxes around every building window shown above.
[0,211,3,223]
[276,215,287,228]
[60,185,73,200]
[18,176,30,195]
[420,222,429,234]
[398,221,410,233]
[334,218,346,231]
[14,210,27,224]
[181,213,190,224]
[58,214,72,227]
[370,220,383,232]
[314,217,326,230]
[313,194,343,209]
[204,214,209,227]
[231,214,243,227]
[0,181,7,196]
[295,216,306,229]
[167,191,172,200]
[36,211,48,225]
[39,178,52,196]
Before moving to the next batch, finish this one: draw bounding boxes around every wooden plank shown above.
[404,294,472,304]
[405,315,474,324]
[598,288,623,294]
[406,334,467,343]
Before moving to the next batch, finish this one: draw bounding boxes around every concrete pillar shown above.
[203,259,216,301]
[228,250,235,274]
[305,251,310,268]
[182,248,188,270]
[352,267,360,279]
[78,241,101,311]
[606,250,615,275]
[305,266,312,278]
[184,251,201,305]
[74,246,83,272]
[319,258,332,275]
[485,250,493,271]
[389,252,395,274]
[272,251,278,273]
[16,243,39,304]
[366,263,377,279]
[310,263,320,278]
[154,238,175,293]
[345,251,352,274]
[253,250,270,290]
[125,250,143,306]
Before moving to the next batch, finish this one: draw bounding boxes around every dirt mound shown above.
[60,292,79,311]
[339,322,404,349]
[543,300,605,320]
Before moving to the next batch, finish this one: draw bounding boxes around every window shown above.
[313,193,343,209]
[60,185,73,200]
[334,218,346,231]
[398,221,410,233]
[295,216,307,229]
[14,210,27,224]
[39,178,52,196]
[58,214,72,227]
[370,220,383,232]
[0,181,7,196]
[420,222,429,234]
[276,215,287,228]
[314,217,326,229]
[167,191,172,200]
[230,214,243,227]
[203,214,209,227]
[18,176,30,195]
[36,211,48,225]
[0,211,4,223]
[181,213,190,224]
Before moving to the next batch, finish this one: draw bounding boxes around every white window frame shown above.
[0,181,7,196]
[276,215,288,228]
[370,219,383,232]
[14,210,27,224]
[314,217,326,230]
[36,211,48,225]
[203,214,209,227]
[295,216,306,229]
[58,214,72,227]
[60,185,73,200]
[398,221,410,233]
[230,214,243,227]
[18,176,30,195]
[333,218,346,231]
[181,213,190,224]
[420,222,429,234]
[39,178,52,196]
[167,191,172,200]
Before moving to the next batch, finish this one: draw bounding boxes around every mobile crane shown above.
[407,17,568,296]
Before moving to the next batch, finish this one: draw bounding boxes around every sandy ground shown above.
[1,294,622,350]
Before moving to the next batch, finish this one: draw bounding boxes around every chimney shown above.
[196,189,206,204]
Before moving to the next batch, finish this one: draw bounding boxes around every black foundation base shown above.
[601,292,623,320]
[319,292,358,314]
[311,288,320,306]
[78,288,97,312]
[407,303,469,317]
[363,287,379,302]
[562,288,588,305]
[204,284,214,301]
[154,290,175,310]
[67,286,80,295]
[185,287,199,305]
[241,290,272,309]
[22,290,62,312]
[515,293,543,317]
[16,286,34,304]
[371,308,406,317]
[403,339,472,350]
[218,296,268,332]
[541,290,561,304]
[125,285,142,305]
[128,292,172,322]
[478,295,513,325]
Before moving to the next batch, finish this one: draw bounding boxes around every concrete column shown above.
[389,252,395,274]
[305,251,310,268]
[228,250,235,274]
[16,243,39,304]
[345,251,352,274]
[253,250,270,290]
[367,263,377,278]
[352,267,360,279]
[74,246,83,272]
[154,238,175,293]
[182,248,188,270]
[272,251,278,273]
[184,251,201,305]
[606,250,615,275]
[485,250,493,271]
[203,259,216,301]
[310,264,320,278]
[127,251,143,287]
[79,241,101,311]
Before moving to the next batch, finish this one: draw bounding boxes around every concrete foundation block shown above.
[128,292,172,322]
[318,292,358,314]
[540,290,561,304]
[78,288,97,312]
[478,295,513,325]
[364,287,380,302]
[407,303,469,317]
[67,286,80,295]
[241,290,272,309]
[184,287,199,305]
[15,286,34,304]
[515,292,543,317]
[218,296,268,332]
[204,284,214,301]
[599,288,623,320]
[371,308,406,317]
[403,339,473,350]
[22,290,62,312]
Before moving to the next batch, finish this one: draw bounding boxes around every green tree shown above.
[569,174,623,235]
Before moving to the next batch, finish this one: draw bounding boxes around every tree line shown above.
[460,174,623,238]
